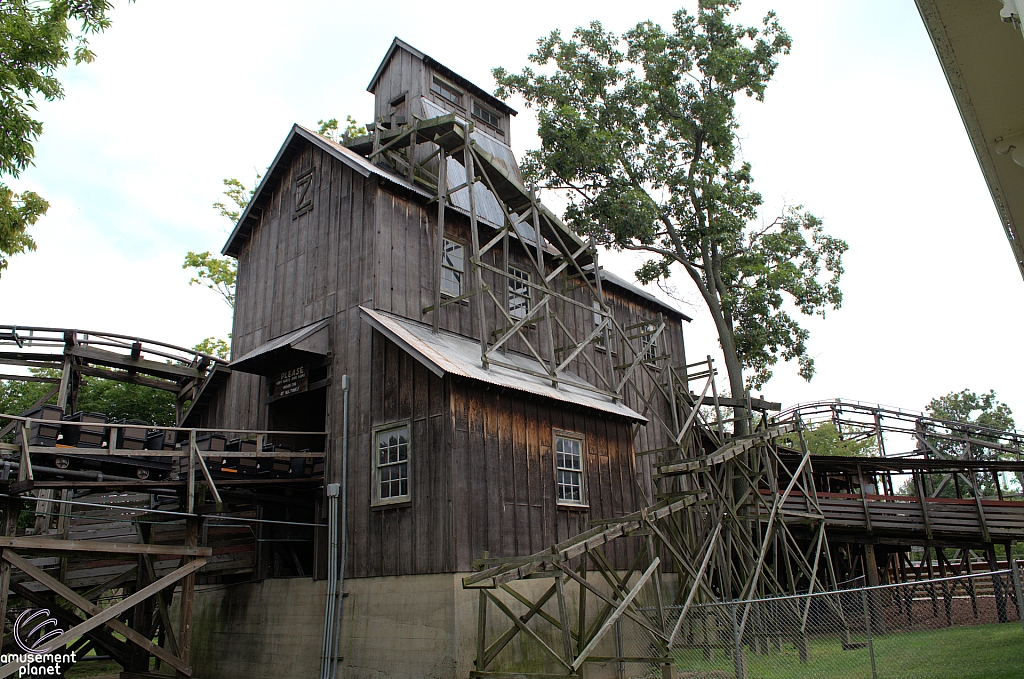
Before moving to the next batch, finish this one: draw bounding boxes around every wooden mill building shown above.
[188,37,693,679]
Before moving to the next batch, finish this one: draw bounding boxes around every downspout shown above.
[331,374,350,679]
[320,482,339,679]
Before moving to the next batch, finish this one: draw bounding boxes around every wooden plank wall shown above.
[372,47,426,127]
[449,375,641,571]
[208,132,687,578]
[348,333,450,578]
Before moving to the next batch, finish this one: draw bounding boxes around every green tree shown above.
[493,1,847,430]
[778,422,875,457]
[0,1,121,276]
[317,115,365,143]
[918,389,1017,497]
[183,250,237,308]
[1,370,175,435]
[193,337,230,360]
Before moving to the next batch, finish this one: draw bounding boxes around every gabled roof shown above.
[222,124,430,257]
[367,37,517,118]
[360,306,645,422]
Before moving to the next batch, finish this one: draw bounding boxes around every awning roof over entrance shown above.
[229,320,329,376]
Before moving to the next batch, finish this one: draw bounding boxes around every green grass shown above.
[672,623,1024,679]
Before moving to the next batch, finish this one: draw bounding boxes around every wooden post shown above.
[863,543,885,633]
[986,544,1008,623]
[464,126,489,368]
[176,516,201,679]
[432,149,447,334]
[129,521,156,672]
[0,497,21,650]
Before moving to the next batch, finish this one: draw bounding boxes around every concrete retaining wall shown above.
[185,572,630,678]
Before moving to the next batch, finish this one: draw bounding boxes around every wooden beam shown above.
[74,365,182,393]
[0,536,212,557]
[0,373,60,384]
[0,559,206,678]
[176,516,201,679]
[67,345,200,381]
[2,550,192,675]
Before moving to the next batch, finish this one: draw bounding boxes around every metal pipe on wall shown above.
[330,374,350,679]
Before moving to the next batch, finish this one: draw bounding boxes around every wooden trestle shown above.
[0,327,326,677]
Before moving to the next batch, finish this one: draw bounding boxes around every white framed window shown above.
[472,101,502,133]
[642,323,659,363]
[441,238,464,297]
[374,423,410,505]
[507,265,530,320]
[554,432,586,506]
[431,76,463,108]
[592,301,611,351]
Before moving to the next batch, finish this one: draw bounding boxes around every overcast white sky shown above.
[3,0,1021,434]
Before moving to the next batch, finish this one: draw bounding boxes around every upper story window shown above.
[642,323,659,363]
[431,76,463,108]
[441,238,465,297]
[555,433,585,506]
[507,266,530,321]
[472,101,502,132]
[592,301,611,351]
[374,423,410,505]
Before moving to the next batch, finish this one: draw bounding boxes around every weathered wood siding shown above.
[449,375,641,570]
[208,129,686,578]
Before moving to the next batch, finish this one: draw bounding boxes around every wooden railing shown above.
[761,488,1024,540]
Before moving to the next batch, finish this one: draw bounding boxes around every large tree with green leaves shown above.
[925,389,1017,496]
[494,0,847,428]
[0,0,119,276]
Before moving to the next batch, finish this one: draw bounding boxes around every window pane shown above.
[377,427,410,500]
[555,435,583,503]
[442,240,464,296]
[432,78,462,107]
[508,266,530,320]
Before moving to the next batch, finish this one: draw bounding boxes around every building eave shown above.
[914,0,1024,281]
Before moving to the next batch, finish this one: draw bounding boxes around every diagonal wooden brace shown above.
[0,549,205,678]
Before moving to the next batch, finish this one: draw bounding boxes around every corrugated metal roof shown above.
[421,98,532,235]
[230,319,329,375]
[360,306,645,422]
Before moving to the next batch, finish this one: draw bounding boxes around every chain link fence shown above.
[617,562,1024,679]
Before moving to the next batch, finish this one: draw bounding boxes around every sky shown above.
[3,0,1022,437]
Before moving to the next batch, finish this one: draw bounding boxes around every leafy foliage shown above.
[1,370,175,434]
[0,0,119,276]
[211,176,258,223]
[778,422,875,457]
[899,389,1017,498]
[926,389,1016,497]
[193,336,230,360]
[923,389,1015,458]
[183,250,236,308]
[317,115,365,142]
[493,0,847,398]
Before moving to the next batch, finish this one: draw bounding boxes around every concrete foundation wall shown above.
[188,578,328,678]
[186,572,632,679]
